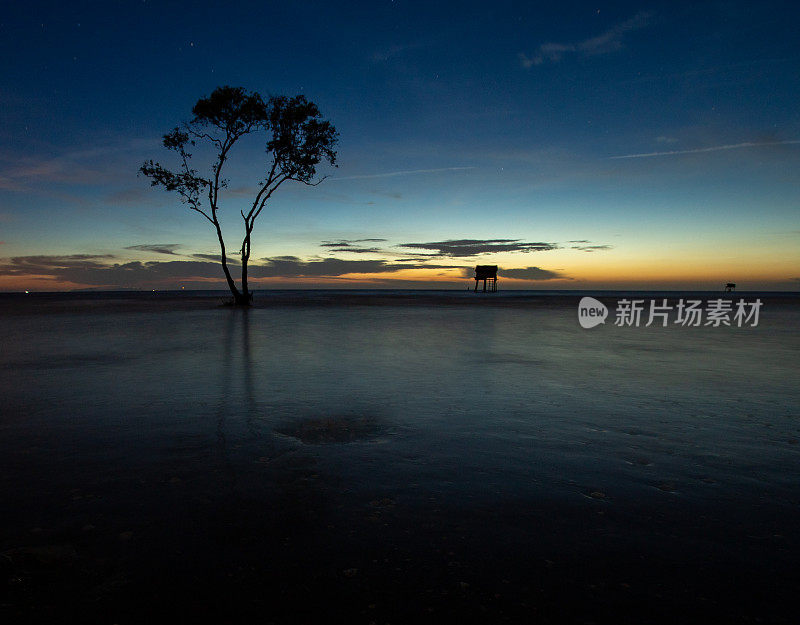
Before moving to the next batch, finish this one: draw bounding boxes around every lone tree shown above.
[140,86,338,305]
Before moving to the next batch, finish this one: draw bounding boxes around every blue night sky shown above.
[1,0,798,290]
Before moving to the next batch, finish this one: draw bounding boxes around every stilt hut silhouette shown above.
[474,265,498,292]
[725,282,736,292]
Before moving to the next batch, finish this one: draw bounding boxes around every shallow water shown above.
[1,291,799,623]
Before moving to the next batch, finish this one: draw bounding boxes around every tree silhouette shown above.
[140,86,338,305]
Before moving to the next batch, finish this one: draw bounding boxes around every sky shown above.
[1,0,798,291]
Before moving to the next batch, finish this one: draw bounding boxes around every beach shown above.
[1,290,799,623]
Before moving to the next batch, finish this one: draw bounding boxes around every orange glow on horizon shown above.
[1,263,797,291]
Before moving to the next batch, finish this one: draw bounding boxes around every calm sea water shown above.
[1,290,799,622]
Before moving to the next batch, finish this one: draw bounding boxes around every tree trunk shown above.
[240,254,252,305]
[213,219,248,305]
[235,227,253,306]
[221,258,249,305]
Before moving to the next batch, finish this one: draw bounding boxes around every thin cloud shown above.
[0,139,157,190]
[579,12,651,55]
[571,244,613,252]
[324,246,384,254]
[519,12,651,67]
[609,140,800,159]
[125,244,182,255]
[331,167,475,181]
[399,239,557,257]
[500,267,564,280]
[321,239,389,254]
[191,253,240,264]
[321,238,387,246]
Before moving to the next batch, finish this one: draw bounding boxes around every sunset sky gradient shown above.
[1,1,798,290]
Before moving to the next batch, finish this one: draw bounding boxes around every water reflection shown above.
[215,308,259,491]
[240,308,257,437]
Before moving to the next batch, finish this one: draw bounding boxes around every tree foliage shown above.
[140,86,338,304]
